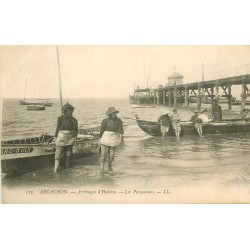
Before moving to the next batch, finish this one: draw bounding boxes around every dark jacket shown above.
[100,117,123,138]
[190,114,202,125]
[212,104,222,121]
[158,114,171,126]
[55,115,78,137]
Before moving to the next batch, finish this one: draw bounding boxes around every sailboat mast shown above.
[56,46,63,115]
[202,62,204,82]
[24,77,27,101]
[146,69,150,89]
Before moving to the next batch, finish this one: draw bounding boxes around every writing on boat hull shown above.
[1,147,34,155]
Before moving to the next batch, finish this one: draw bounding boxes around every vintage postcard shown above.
[1,45,250,203]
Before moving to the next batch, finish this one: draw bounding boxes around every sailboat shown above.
[19,78,53,106]
[19,77,39,105]
[2,46,100,176]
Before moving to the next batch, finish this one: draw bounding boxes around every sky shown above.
[1,45,250,99]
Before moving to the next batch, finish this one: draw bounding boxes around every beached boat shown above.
[132,104,156,109]
[27,105,46,111]
[1,128,100,176]
[135,115,250,137]
[1,134,55,161]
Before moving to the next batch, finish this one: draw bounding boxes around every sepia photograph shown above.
[1,45,250,203]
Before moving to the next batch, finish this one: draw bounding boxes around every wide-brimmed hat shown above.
[62,102,74,113]
[173,108,178,112]
[106,107,119,116]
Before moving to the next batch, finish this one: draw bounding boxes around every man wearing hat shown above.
[158,112,171,137]
[100,107,123,171]
[190,110,203,137]
[54,102,78,173]
[198,109,213,123]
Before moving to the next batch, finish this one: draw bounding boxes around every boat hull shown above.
[1,144,54,161]
[136,118,250,137]
[19,100,42,105]
[1,132,100,176]
[27,105,46,110]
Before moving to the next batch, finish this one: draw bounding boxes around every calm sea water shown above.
[2,98,250,190]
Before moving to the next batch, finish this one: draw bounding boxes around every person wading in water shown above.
[171,108,181,139]
[158,112,171,137]
[100,107,123,171]
[54,102,78,173]
[196,108,213,137]
[190,110,203,137]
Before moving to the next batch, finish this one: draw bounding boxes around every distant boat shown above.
[188,95,236,104]
[27,105,46,111]
[232,100,250,106]
[19,78,41,105]
[132,104,156,109]
[19,100,41,105]
[19,78,53,106]
[19,77,28,105]
[38,99,53,107]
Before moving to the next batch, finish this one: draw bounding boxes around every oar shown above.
[123,116,138,121]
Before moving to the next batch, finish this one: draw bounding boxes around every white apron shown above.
[55,130,76,147]
[100,131,122,147]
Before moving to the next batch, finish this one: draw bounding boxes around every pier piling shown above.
[132,74,250,110]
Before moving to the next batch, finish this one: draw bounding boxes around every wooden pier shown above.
[132,74,250,110]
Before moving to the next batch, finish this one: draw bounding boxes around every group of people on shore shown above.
[158,100,222,138]
[53,100,250,173]
[53,103,123,173]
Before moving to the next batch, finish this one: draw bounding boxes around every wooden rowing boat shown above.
[1,128,100,176]
[135,115,250,137]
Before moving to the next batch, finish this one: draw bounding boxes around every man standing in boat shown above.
[212,99,222,121]
[100,107,123,171]
[171,108,181,139]
[158,112,171,137]
[54,102,78,173]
